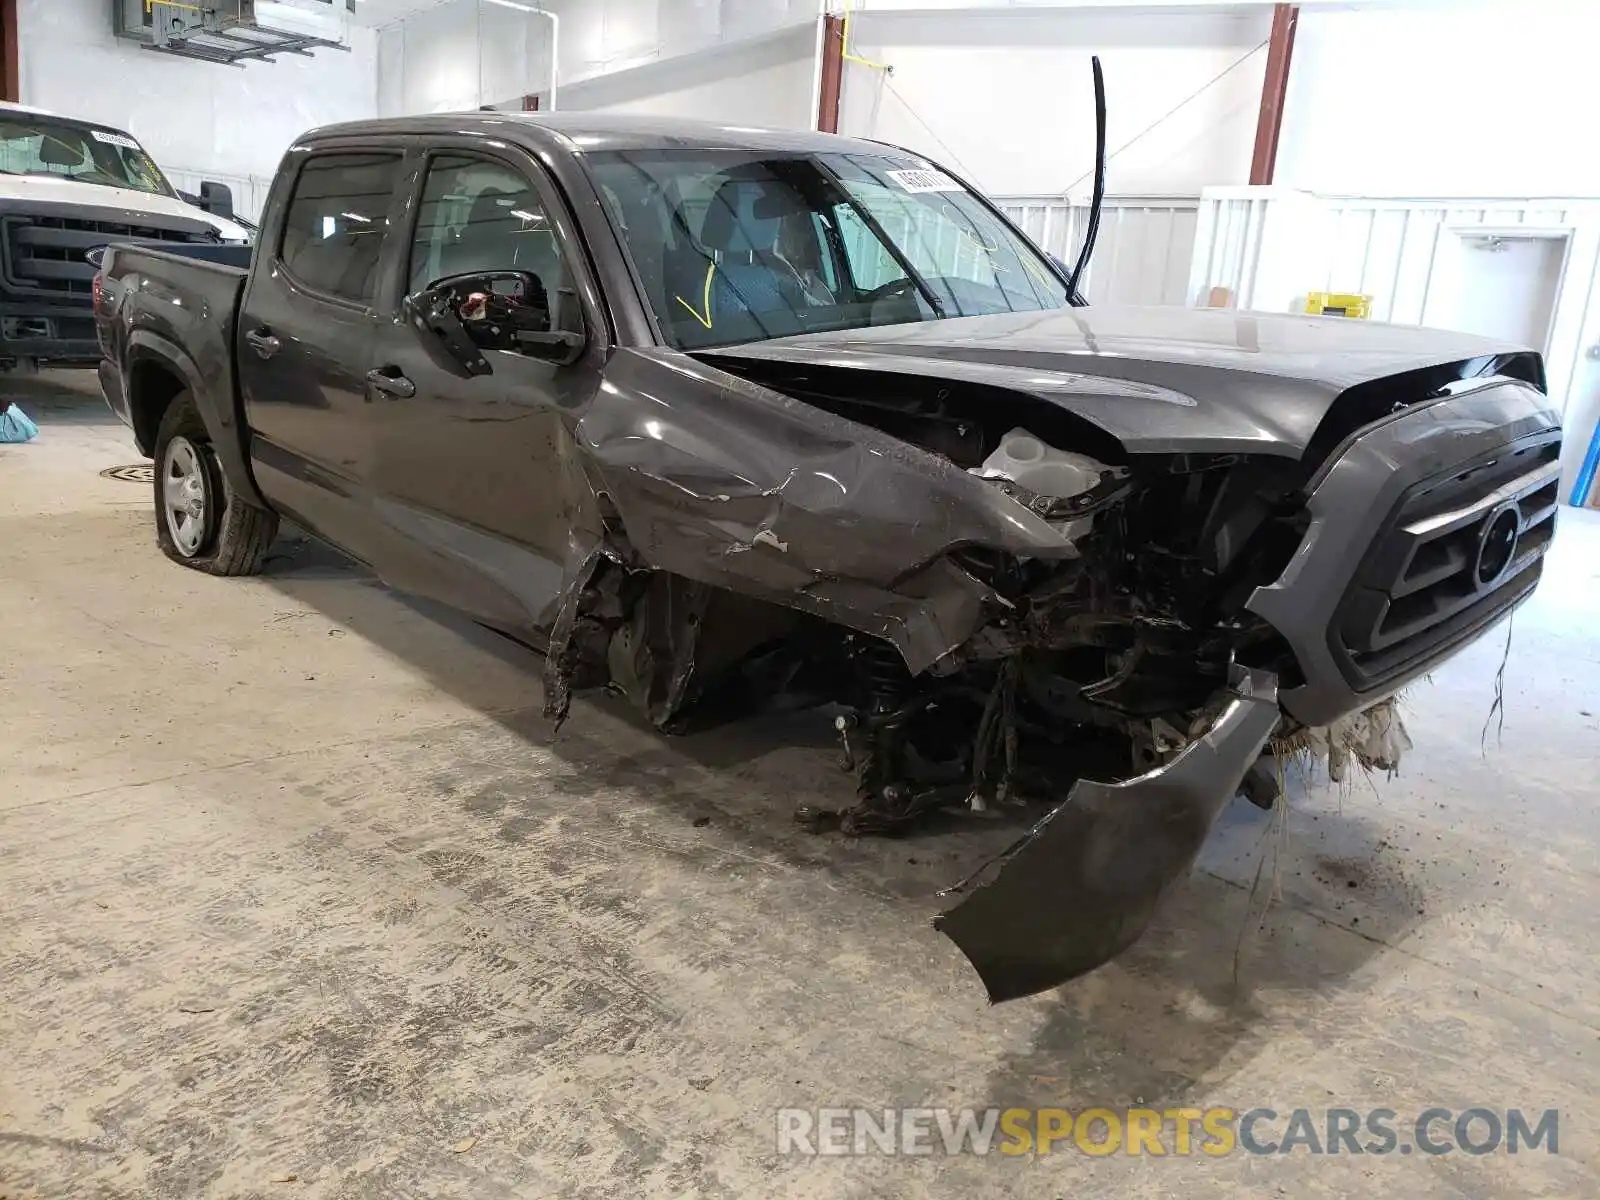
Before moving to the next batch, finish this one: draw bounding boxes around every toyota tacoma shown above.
[93,110,1562,1001]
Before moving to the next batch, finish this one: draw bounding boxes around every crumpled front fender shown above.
[579,349,1083,674]
[935,666,1281,1002]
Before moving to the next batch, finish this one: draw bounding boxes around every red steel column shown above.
[1249,3,1300,186]
[0,0,19,105]
[817,14,844,133]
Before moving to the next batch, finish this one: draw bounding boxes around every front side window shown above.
[0,114,173,196]
[407,154,568,300]
[587,148,1068,351]
[278,153,402,303]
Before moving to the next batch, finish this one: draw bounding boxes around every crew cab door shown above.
[237,142,410,562]
[362,144,607,634]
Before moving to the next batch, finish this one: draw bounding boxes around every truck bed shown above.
[97,243,251,470]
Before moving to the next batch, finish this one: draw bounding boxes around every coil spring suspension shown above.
[862,639,912,717]
[809,638,991,836]
[832,638,917,817]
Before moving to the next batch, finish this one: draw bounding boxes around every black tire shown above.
[152,393,278,576]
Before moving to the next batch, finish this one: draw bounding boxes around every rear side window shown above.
[279,153,402,303]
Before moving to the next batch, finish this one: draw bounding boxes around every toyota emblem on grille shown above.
[1475,502,1521,588]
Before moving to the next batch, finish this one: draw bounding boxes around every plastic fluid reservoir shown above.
[973,427,1103,498]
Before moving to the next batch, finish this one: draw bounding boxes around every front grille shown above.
[2,214,208,297]
[1333,432,1561,688]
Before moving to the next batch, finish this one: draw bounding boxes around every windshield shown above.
[587,149,1070,350]
[0,114,174,197]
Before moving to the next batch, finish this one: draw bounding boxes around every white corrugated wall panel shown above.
[994,197,1200,307]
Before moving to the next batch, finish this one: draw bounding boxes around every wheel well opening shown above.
[129,361,187,456]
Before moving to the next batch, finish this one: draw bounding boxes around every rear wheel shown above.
[152,394,278,575]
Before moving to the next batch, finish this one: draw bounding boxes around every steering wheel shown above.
[860,277,920,305]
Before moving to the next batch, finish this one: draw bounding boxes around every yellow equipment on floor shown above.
[1306,291,1373,319]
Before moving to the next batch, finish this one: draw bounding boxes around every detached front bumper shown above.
[935,378,1564,1003]
[936,666,1281,1003]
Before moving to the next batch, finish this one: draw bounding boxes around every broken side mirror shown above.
[198,181,235,221]
[404,270,585,375]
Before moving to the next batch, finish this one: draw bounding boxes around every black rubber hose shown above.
[1067,56,1107,306]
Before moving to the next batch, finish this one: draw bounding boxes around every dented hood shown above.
[703,306,1527,458]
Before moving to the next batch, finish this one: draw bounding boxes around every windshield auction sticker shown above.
[91,129,141,150]
[885,168,963,194]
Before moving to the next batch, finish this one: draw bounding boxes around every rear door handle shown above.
[245,328,281,359]
[366,367,416,399]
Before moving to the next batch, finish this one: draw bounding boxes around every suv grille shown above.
[3,214,208,297]
[1333,432,1561,688]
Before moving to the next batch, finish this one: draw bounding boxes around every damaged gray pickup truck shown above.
[94,112,1563,1002]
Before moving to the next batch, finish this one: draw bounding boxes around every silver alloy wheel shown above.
[162,435,208,557]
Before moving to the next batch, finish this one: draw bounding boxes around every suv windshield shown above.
[0,113,174,197]
[588,148,1069,350]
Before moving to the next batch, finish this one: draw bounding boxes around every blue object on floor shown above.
[1572,414,1600,509]
[1,403,38,443]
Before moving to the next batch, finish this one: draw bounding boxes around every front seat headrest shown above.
[699,177,808,253]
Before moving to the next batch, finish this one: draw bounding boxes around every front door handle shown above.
[244,328,281,359]
[366,367,416,399]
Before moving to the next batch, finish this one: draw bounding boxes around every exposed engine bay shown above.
[689,362,1318,834]
[552,362,1313,823]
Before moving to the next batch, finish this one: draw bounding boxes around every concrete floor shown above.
[1,372,1597,1199]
